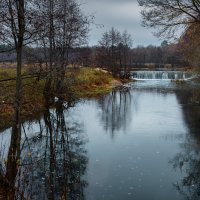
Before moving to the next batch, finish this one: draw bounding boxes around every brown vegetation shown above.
[0,66,116,130]
[179,24,200,68]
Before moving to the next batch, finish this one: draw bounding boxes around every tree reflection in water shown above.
[170,137,200,200]
[98,87,132,138]
[170,88,200,200]
[0,100,88,200]
[0,123,22,199]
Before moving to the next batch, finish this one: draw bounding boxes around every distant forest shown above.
[0,39,189,69]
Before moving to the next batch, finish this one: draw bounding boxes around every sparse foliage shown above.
[138,0,200,38]
[97,28,133,77]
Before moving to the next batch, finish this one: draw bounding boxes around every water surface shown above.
[0,81,200,200]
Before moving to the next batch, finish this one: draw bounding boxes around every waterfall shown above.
[132,71,194,80]
[162,72,168,79]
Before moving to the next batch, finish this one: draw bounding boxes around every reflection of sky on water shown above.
[0,105,88,199]
[78,88,188,200]
[1,81,200,200]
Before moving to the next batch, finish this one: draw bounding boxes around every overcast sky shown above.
[80,0,161,47]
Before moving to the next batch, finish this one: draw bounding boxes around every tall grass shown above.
[0,66,115,130]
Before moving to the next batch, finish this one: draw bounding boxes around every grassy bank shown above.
[0,67,119,130]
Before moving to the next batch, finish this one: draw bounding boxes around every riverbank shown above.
[0,67,128,130]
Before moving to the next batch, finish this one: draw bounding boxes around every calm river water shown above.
[0,80,200,200]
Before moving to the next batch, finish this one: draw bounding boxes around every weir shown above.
[132,71,194,80]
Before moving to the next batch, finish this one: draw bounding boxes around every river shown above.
[0,79,200,200]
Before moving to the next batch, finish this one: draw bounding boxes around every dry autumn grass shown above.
[0,65,116,130]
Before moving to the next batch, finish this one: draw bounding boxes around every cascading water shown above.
[162,72,168,79]
[132,71,194,80]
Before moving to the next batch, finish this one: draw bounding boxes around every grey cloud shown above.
[80,0,160,46]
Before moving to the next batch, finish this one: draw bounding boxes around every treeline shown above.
[88,41,188,74]
[0,36,188,77]
[138,0,200,69]
[0,42,188,70]
[1,0,199,83]
[130,42,187,68]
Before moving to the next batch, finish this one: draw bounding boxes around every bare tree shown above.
[138,0,200,38]
[31,0,90,101]
[97,31,111,68]
[120,30,133,77]
[0,0,27,152]
[55,0,90,96]
[0,0,44,128]
[98,28,133,77]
